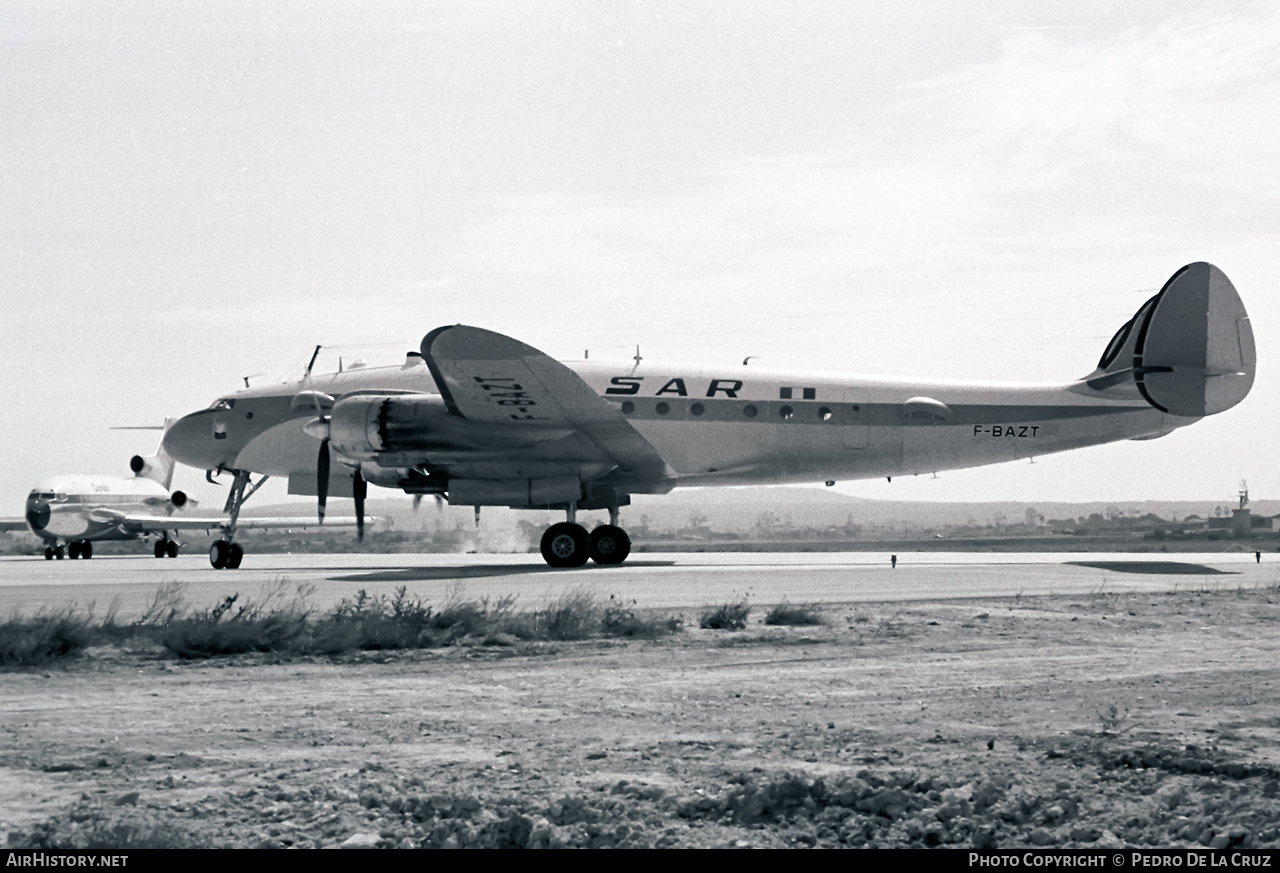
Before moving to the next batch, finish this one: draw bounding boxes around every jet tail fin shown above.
[128,418,178,490]
[1081,263,1255,417]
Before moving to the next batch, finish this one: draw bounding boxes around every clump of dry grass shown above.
[0,607,95,666]
[5,581,689,663]
[700,600,751,630]
[764,601,824,627]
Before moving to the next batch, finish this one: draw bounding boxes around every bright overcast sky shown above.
[3,1,1278,511]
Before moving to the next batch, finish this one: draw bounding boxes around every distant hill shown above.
[249,487,1276,537]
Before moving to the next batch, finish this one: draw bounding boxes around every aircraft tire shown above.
[68,542,81,560]
[541,522,590,568]
[209,540,229,569]
[166,541,179,558]
[81,541,92,559]
[44,547,53,561]
[227,543,244,569]
[589,525,631,565]
[155,540,166,559]
[54,546,64,560]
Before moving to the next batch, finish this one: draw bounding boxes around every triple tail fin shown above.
[1082,263,1255,417]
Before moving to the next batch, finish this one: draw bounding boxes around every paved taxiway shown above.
[2,551,1276,619]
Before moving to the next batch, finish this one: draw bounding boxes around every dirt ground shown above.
[3,585,1280,849]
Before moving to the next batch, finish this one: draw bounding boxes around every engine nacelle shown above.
[329,394,447,460]
[170,490,188,508]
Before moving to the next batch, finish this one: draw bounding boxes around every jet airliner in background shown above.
[2,424,365,565]
[161,262,1254,570]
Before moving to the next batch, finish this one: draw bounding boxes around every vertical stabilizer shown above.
[1083,263,1254,416]
[130,418,178,489]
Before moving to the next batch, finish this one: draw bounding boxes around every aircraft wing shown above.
[421,326,671,486]
[0,519,30,532]
[111,514,369,534]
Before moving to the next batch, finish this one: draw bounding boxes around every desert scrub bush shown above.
[700,600,750,630]
[764,601,824,626]
[159,593,310,658]
[0,607,94,666]
[601,603,683,638]
[538,588,600,640]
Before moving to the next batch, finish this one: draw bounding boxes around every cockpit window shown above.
[210,398,236,410]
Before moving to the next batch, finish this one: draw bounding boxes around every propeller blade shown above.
[353,467,367,543]
[317,439,330,523]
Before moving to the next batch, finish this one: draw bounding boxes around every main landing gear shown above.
[538,505,632,568]
[45,541,93,560]
[207,468,267,570]
[153,538,179,558]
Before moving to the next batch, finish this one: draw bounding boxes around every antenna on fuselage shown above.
[633,345,642,367]
[743,355,757,366]
[305,345,322,380]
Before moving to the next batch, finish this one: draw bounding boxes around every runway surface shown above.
[2,550,1277,619]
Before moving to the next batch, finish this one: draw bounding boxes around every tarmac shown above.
[2,550,1276,620]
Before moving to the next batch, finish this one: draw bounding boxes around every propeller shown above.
[317,437,330,523]
[353,466,366,543]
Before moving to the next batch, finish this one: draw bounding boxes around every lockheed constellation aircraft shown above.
[1,424,365,565]
[161,263,1254,569]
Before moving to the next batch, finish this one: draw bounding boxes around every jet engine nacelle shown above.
[170,490,188,508]
[329,394,448,460]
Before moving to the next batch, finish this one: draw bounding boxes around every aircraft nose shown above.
[25,499,50,531]
[163,410,229,471]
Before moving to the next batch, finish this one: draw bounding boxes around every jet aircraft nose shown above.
[25,499,50,531]
[163,410,231,471]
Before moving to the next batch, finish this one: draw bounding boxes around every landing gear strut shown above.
[207,469,267,570]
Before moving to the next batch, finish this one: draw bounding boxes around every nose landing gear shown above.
[206,469,267,570]
[209,539,244,570]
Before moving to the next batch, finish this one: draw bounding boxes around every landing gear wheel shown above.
[44,546,53,561]
[166,540,179,558]
[589,525,631,565]
[210,540,229,569]
[68,541,81,560]
[540,522,590,568]
[155,540,166,559]
[81,541,92,559]
[54,545,64,560]
[226,543,243,569]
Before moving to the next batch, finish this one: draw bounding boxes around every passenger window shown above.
[656,402,670,415]
[779,406,793,420]
[690,403,705,417]
[621,401,635,414]
[818,407,832,421]
[743,405,758,418]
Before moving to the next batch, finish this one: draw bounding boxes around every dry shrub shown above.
[601,605,682,638]
[160,593,310,658]
[0,607,94,666]
[540,589,600,640]
[700,600,751,630]
[764,601,825,627]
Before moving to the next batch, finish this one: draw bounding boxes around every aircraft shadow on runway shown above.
[330,560,677,583]
[1066,561,1237,575]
